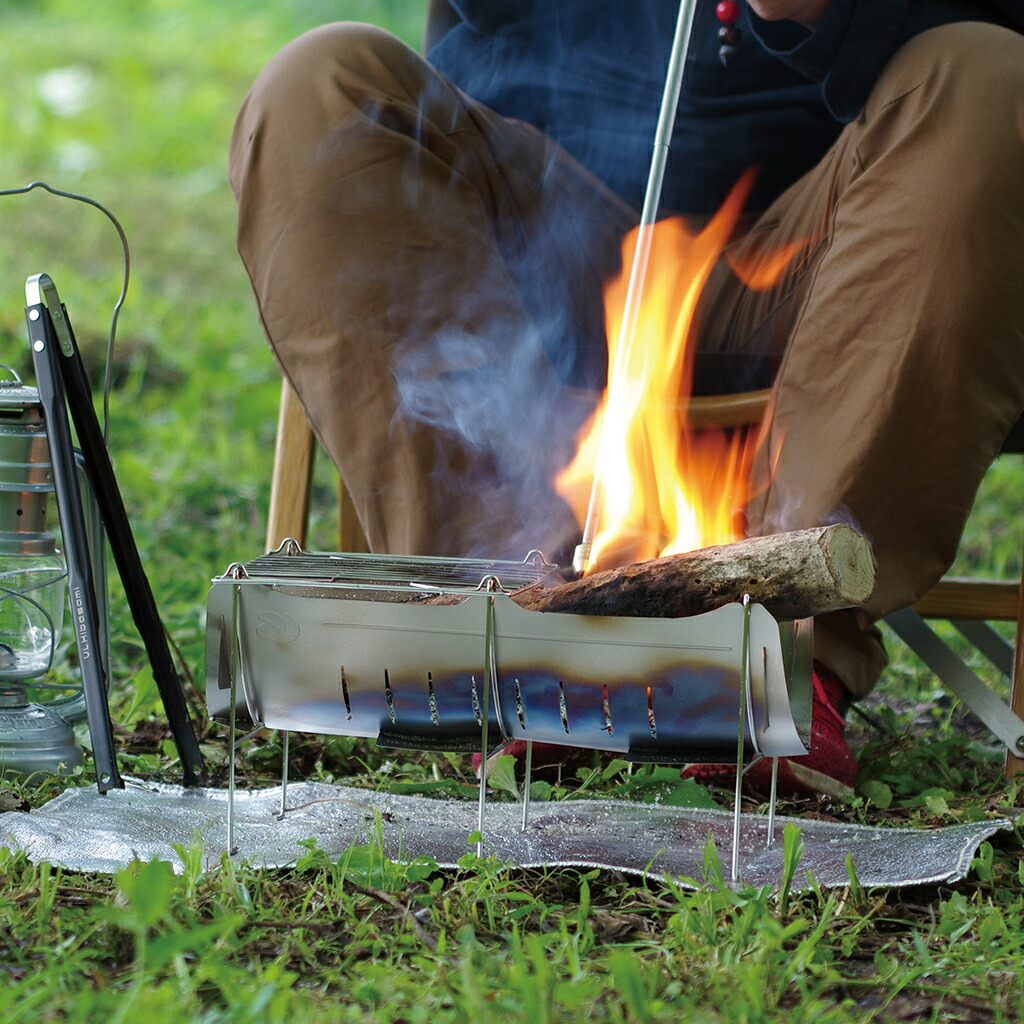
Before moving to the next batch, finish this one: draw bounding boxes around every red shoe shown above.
[682,662,857,799]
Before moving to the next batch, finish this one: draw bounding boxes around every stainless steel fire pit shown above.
[205,542,811,764]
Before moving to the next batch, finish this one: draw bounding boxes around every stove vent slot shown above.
[427,672,439,726]
[340,667,353,721]
[558,681,570,734]
[384,669,396,724]
[470,675,482,727]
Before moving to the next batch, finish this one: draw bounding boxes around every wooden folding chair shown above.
[887,416,1024,778]
[266,376,1024,777]
[265,378,369,555]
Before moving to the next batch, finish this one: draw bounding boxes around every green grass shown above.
[0,2,1023,1020]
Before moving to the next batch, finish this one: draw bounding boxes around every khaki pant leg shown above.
[229,23,631,561]
[700,23,1024,696]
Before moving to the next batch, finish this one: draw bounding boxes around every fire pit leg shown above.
[278,730,290,817]
[475,725,488,858]
[227,659,237,858]
[521,741,534,831]
[227,699,236,856]
[730,595,752,884]
[226,582,243,858]
[765,758,780,848]
[475,593,499,857]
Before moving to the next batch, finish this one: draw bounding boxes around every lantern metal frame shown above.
[0,370,108,776]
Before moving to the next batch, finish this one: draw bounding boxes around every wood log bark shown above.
[510,524,876,622]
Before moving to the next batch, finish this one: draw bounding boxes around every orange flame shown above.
[557,172,803,574]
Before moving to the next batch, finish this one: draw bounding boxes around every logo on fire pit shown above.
[255,611,300,644]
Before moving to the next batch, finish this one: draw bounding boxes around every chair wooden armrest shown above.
[686,388,770,428]
[912,578,1020,621]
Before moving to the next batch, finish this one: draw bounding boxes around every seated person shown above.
[228,0,1024,796]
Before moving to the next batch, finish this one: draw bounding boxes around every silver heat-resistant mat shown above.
[1,780,1013,891]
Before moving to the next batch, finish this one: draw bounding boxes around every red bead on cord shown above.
[716,0,741,22]
[715,0,743,66]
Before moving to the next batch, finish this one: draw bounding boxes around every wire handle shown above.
[1,181,131,441]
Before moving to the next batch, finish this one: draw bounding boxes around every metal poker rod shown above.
[573,0,699,577]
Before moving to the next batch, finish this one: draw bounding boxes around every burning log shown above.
[511,523,875,622]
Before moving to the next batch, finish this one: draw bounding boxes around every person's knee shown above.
[854,23,1024,226]
[930,23,1023,121]
[249,22,418,112]
[868,23,1024,146]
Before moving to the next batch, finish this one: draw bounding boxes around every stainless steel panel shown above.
[206,552,808,762]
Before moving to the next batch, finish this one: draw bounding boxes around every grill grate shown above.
[219,546,560,594]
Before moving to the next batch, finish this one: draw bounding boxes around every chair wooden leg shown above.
[1006,593,1024,778]
[338,476,371,554]
[265,378,315,552]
